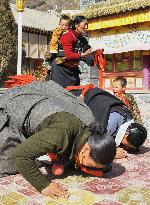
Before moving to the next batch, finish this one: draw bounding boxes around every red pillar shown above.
[98,68,103,88]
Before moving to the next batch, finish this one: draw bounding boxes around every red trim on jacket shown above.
[60,29,81,60]
[115,92,131,109]
[65,84,95,96]
[80,165,104,177]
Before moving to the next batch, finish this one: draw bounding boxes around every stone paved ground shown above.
[133,94,150,139]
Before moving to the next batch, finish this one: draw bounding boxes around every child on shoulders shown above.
[44,15,71,80]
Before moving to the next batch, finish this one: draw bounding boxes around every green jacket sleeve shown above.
[13,127,64,192]
[13,112,86,192]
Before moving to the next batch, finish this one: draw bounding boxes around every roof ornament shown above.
[16,0,25,12]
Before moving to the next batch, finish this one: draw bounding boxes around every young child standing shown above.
[112,77,142,124]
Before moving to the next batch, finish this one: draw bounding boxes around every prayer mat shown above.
[0,141,150,205]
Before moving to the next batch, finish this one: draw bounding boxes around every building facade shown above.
[82,0,150,90]
[10,4,60,72]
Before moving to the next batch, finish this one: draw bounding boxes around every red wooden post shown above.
[98,67,103,88]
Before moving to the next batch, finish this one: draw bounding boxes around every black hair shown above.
[60,15,71,22]
[87,123,116,165]
[71,15,87,30]
[127,123,147,148]
[113,77,127,87]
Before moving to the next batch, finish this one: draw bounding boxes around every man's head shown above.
[113,77,127,95]
[78,123,116,169]
[121,123,147,151]
[59,15,71,31]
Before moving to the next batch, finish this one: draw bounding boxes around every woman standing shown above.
[51,16,94,88]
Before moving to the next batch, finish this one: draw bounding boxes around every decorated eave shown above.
[23,27,51,35]
[81,0,150,30]
[82,0,150,19]
[10,3,60,34]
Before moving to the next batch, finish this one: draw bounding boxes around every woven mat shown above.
[0,141,150,205]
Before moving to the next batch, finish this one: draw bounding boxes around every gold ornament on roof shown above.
[16,0,25,12]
